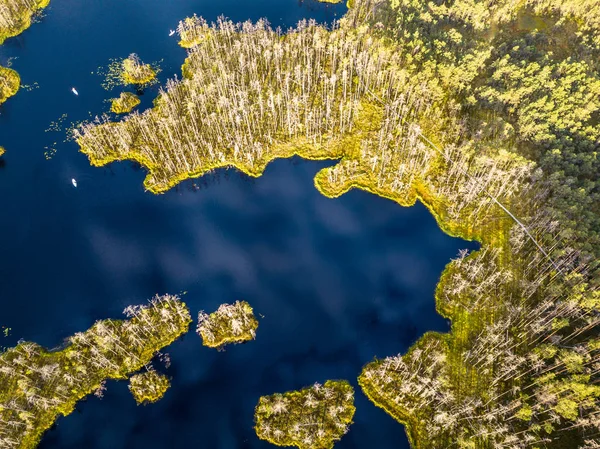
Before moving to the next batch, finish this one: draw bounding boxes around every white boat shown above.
[71,178,77,188]
[71,87,79,96]
[169,29,176,36]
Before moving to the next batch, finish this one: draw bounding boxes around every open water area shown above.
[0,0,479,447]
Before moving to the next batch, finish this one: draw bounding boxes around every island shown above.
[254,380,355,449]
[111,92,141,114]
[0,0,50,44]
[196,300,258,349]
[128,369,171,405]
[0,294,191,449]
[0,65,20,105]
[121,53,157,86]
[74,0,600,447]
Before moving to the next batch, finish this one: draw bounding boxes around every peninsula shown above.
[0,294,191,449]
[0,65,19,105]
[0,0,49,44]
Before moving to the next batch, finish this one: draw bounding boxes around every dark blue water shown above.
[0,0,478,448]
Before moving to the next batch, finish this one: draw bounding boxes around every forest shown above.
[74,0,600,447]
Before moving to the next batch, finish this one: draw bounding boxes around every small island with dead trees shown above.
[128,369,171,405]
[254,380,355,449]
[196,300,258,349]
[111,92,141,114]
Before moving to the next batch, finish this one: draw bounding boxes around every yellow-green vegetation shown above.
[110,92,140,114]
[254,380,355,449]
[128,369,170,405]
[196,300,258,348]
[0,294,191,449]
[99,54,159,91]
[0,0,49,44]
[121,53,157,86]
[75,1,600,447]
[0,65,19,104]
[176,14,210,49]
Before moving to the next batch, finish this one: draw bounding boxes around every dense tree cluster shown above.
[197,300,258,348]
[128,368,171,405]
[0,294,191,449]
[347,4,600,445]
[254,380,355,449]
[372,0,600,268]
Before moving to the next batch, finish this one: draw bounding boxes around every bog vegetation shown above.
[128,369,171,405]
[196,300,258,348]
[99,53,159,91]
[72,0,600,447]
[254,380,355,449]
[0,65,19,105]
[0,294,191,449]
[111,92,140,114]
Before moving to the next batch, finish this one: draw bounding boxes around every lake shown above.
[0,0,478,448]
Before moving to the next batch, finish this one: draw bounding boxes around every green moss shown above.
[197,301,258,349]
[111,92,140,114]
[514,404,533,421]
[128,370,170,405]
[254,380,355,449]
[0,294,191,449]
[0,65,20,105]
